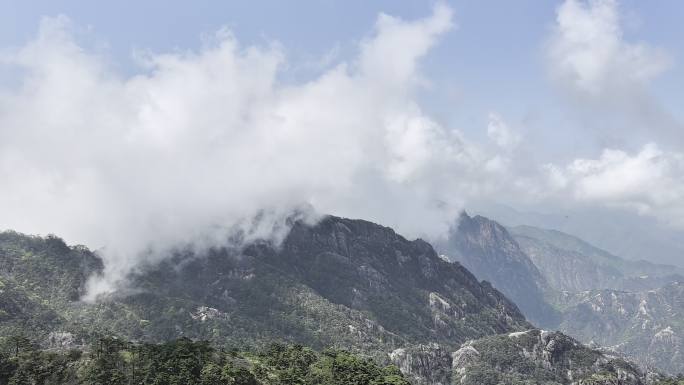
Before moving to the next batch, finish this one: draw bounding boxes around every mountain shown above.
[0,231,102,339]
[0,215,662,384]
[437,218,684,375]
[0,216,529,382]
[556,282,684,375]
[471,203,684,267]
[507,224,684,374]
[426,213,684,375]
[105,215,530,353]
[433,212,560,327]
[509,225,684,292]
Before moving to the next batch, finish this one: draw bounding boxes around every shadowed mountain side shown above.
[433,212,560,328]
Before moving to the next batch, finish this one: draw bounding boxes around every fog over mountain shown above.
[1,1,683,295]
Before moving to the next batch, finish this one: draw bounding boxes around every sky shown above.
[1,1,683,295]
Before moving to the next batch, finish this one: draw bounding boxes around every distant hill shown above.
[557,282,684,375]
[472,203,684,267]
[509,225,684,292]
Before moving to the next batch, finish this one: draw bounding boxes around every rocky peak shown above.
[456,212,521,252]
[434,212,559,327]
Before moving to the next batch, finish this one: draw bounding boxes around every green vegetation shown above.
[0,337,410,385]
[655,377,684,385]
[0,222,529,362]
[451,330,646,385]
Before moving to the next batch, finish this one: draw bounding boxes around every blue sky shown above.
[1,1,684,270]
[2,1,681,158]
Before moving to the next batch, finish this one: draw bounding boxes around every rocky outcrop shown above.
[505,225,684,374]
[451,329,646,385]
[390,344,452,385]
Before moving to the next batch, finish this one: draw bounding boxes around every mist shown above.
[0,6,493,298]
[2,1,683,299]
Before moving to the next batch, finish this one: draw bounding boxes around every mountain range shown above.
[0,214,668,384]
[435,212,684,376]
[509,225,684,293]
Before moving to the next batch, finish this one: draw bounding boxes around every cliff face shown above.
[434,213,560,327]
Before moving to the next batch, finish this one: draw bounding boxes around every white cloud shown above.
[487,112,521,152]
[548,0,670,98]
[3,2,682,296]
[544,143,684,226]
[539,0,684,230]
[1,6,512,299]
[358,3,453,88]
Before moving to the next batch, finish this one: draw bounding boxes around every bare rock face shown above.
[434,216,684,376]
[190,306,228,322]
[451,342,480,375]
[46,331,78,350]
[390,344,452,385]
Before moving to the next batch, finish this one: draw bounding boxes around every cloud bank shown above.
[547,0,680,145]
[545,144,684,226]
[549,0,670,97]
[538,0,684,250]
[0,5,511,298]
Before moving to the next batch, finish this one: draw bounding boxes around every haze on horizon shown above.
[1,0,683,294]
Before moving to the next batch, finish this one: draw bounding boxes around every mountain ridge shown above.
[433,212,560,328]
[0,214,668,384]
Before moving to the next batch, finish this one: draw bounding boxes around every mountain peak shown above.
[435,213,560,327]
